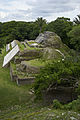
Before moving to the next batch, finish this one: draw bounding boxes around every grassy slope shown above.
[0,48,80,120]
[0,55,33,109]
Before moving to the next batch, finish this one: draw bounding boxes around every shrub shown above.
[64,96,80,111]
[34,57,80,99]
[52,96,80,111]
[53,99,62,109]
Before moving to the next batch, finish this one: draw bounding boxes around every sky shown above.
[0,0,80,22]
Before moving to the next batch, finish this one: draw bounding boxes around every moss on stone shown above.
[17,41,25,51]
[27,41,37,45]
[42,47,63,60]
[10,61,35,79]
[10,62,18,75]
[26,44,42,51]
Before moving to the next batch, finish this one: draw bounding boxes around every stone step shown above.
[10,63,35,85]
[14,57,39,64]
[19,49,42,57]
[17,77,35,85]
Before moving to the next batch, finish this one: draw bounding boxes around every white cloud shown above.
[0,12,9,19]
[0,0,80,22]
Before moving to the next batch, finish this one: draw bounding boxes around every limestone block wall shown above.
[10,65,18,81]
[42,87,77,104]
[17,77,35,85]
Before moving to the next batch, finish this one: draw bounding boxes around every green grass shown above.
[1,46,6,58]
[23,59,47,67]
[0,104,80,120]
[0,53,33,110]
[27,41,37,45]
[26,45,42,50]
[17,40,42,51]
[25,42,42,51]
[10,62,35,78]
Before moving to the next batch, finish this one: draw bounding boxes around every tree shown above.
[0,21,40,44]
[46,17,73,46]
[35,17,47,33]
[28,23,40,40]
[68,25,80,51]
[73,15,80,25]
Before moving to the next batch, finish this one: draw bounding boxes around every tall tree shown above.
[35,17,47,33]
[68,25,80,51]
[73,15,80,25]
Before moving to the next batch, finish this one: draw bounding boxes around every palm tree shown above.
[73,15,80,24]
[35,17,47,33]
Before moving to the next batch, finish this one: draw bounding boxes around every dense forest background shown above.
[0,15,80,52]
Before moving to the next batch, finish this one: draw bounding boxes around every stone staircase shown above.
[10,42,43,85]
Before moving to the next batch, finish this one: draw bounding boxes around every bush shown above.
[52,96,80,111]
[53,99,62,109]
[64,96,80,111]
[34,57,80,99]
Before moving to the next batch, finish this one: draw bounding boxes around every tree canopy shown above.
[0,16,80,52]
[73,15,80,25]
[46,17,73,46]
[68,25,80,51]
[35,17,47,33]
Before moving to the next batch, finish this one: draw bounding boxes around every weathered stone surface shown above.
[42,86,77,104]
[36,31,70,60]
[42,47,66,60]
[18,61,41,74]
[19,49,42,58]
[21,42,27,48]
[55,49,65,58]
[14,57,36,64]
[24,40,31,47]
[30,43,38,47]
[35,31,56,44]
[35,33,46,43]
[35,31,62,48]
[17,77,35,85]
[10,63,35,84]
[10,65,18,81]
